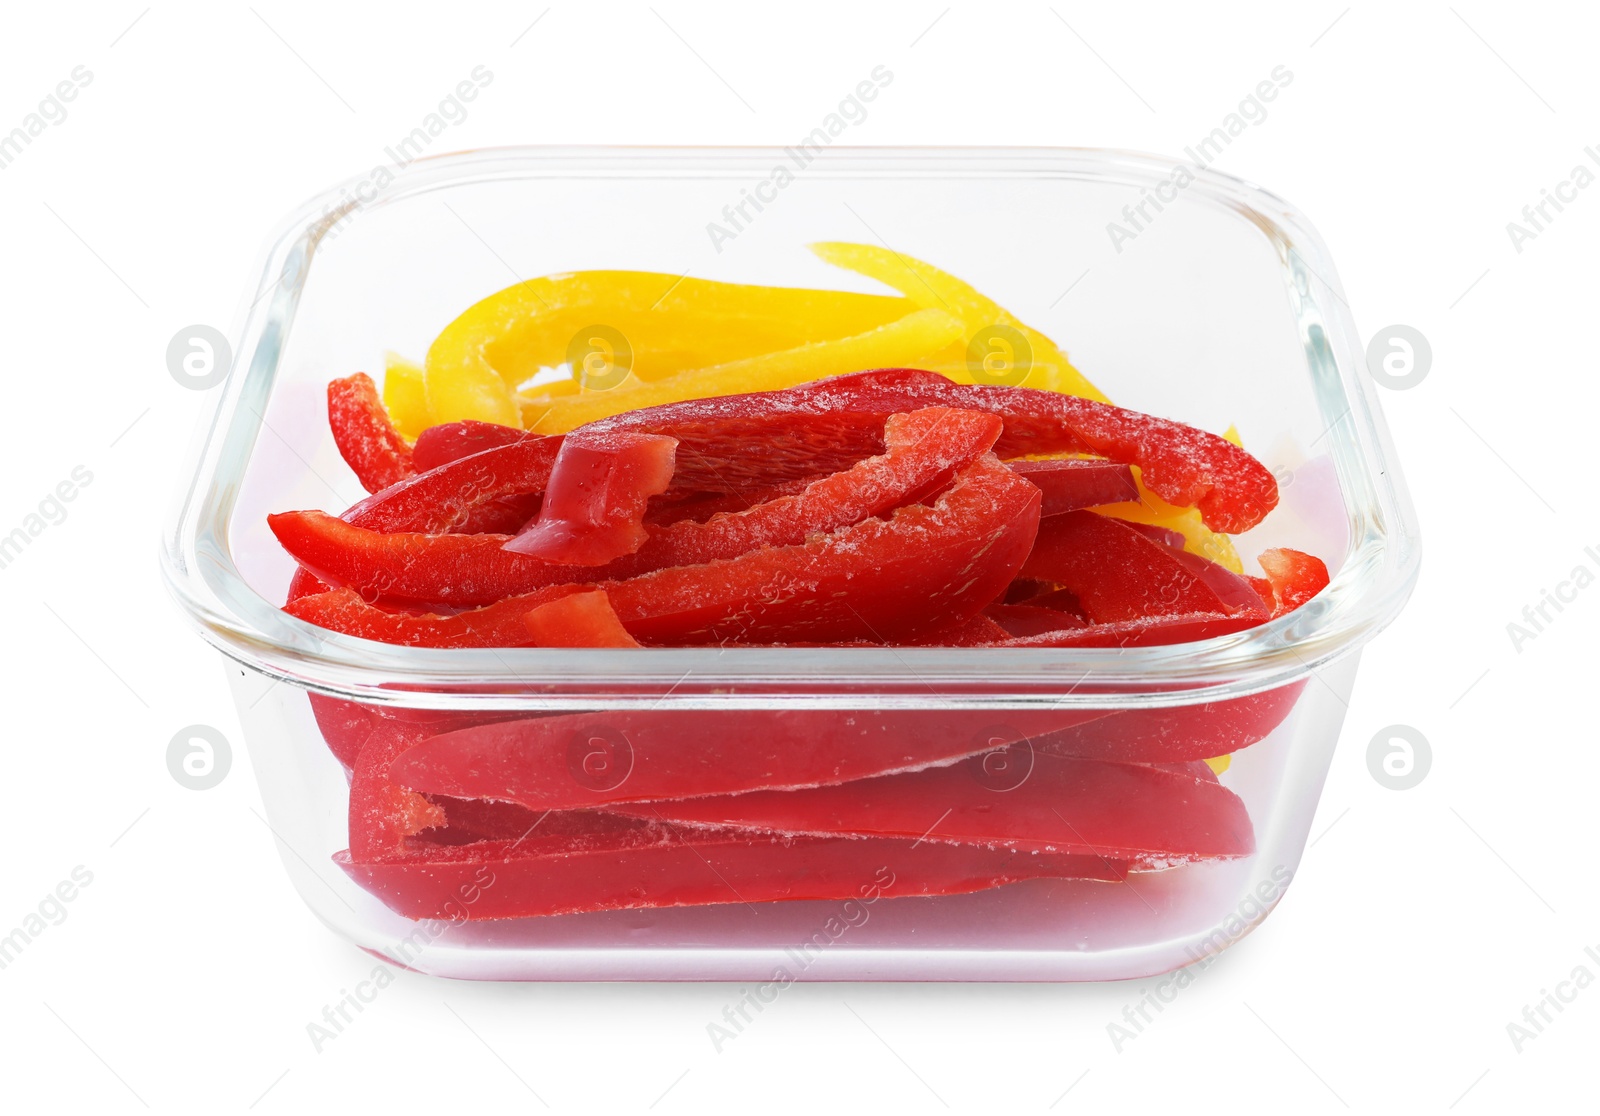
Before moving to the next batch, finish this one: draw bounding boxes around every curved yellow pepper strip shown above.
[523,309,966,434]
[808,242,1109,404]
[423,271,913,426]
[379,352,429,441]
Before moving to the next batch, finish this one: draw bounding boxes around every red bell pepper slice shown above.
[1258,548,1331,616]
[615,407,1003,577]
[1115,520,1190,551]
[345,708,569,859]
[388,708,1109,811]
[983,602,1088,637]
[523,590,640,647]
[286,451,1039,647]
[644,475,821,527]
[1021,510,1269,624]
[980,611,1266,648]
[503,432,679,565]
[283,437,561,603]
[273,407,1003,609]
[606,453,1039,644]
[285,585,581,647]
[412,419,532,472]
[1006,458,1138,516]
[336,827,1133,922]
[589,368,1277,533]
[1031,681,1307,763]
[308,693,378,771]
[899,612,1012,646]
[327,373,415,494]
[620,753,1254,863]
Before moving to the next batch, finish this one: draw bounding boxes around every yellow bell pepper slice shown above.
[523,308,966,434]
[808,242,1109,404]
[423,271,914,426]
[379,352,429,441]
[1204,754,1232,775]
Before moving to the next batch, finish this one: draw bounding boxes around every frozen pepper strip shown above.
[271,408,1008,609]
[522,590,640,648]
[379,353,430,441]
[336,829,1132,922]
[389,708,1109,811]
[524,309,965,433]
[504,431,678,564]
[983,603,1088,638]
[328,372,415,494]
[979,611,1266,648]
[412,419,533,472]
[620,753,1254,862]
[281,437,560,603]
[604,453,1040,645]
[345,707,568,858]
[1258,548,1331,617]
[284,452,1038,647]
[601,407,1001,574]
[425,270,914,426]
[1021,511,1269,623]
[808,241,1109,403]
[1030,682,1307,764]
[589,368,1277,533]
[285,585,581,648]
[1007,458,1138,516]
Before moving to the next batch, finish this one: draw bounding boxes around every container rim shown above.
[160,144,1420,710]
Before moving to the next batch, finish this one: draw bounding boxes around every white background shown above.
[1,2,1594,1112]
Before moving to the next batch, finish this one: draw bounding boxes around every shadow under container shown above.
[162,147,1419,981]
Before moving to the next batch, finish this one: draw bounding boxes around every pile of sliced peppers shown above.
[272,245,1330,921]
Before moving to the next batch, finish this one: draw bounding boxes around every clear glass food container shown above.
[161,146,1419,981]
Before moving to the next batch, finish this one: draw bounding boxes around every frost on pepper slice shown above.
[1027,682,1308,765]
[270,407,1004,608]
[613,751,1255,864]
[327,372,415,494]
[1006,458,1138,516]
[282,435,561,603]
[522,590,640,648]
[411,419,535,472]
[283,447,1041,647]
[502,431,678,565]
[387,708,1111,811]
[1020,510,1270,624]
[585,368,1277,534]
[336,826,1135,922]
